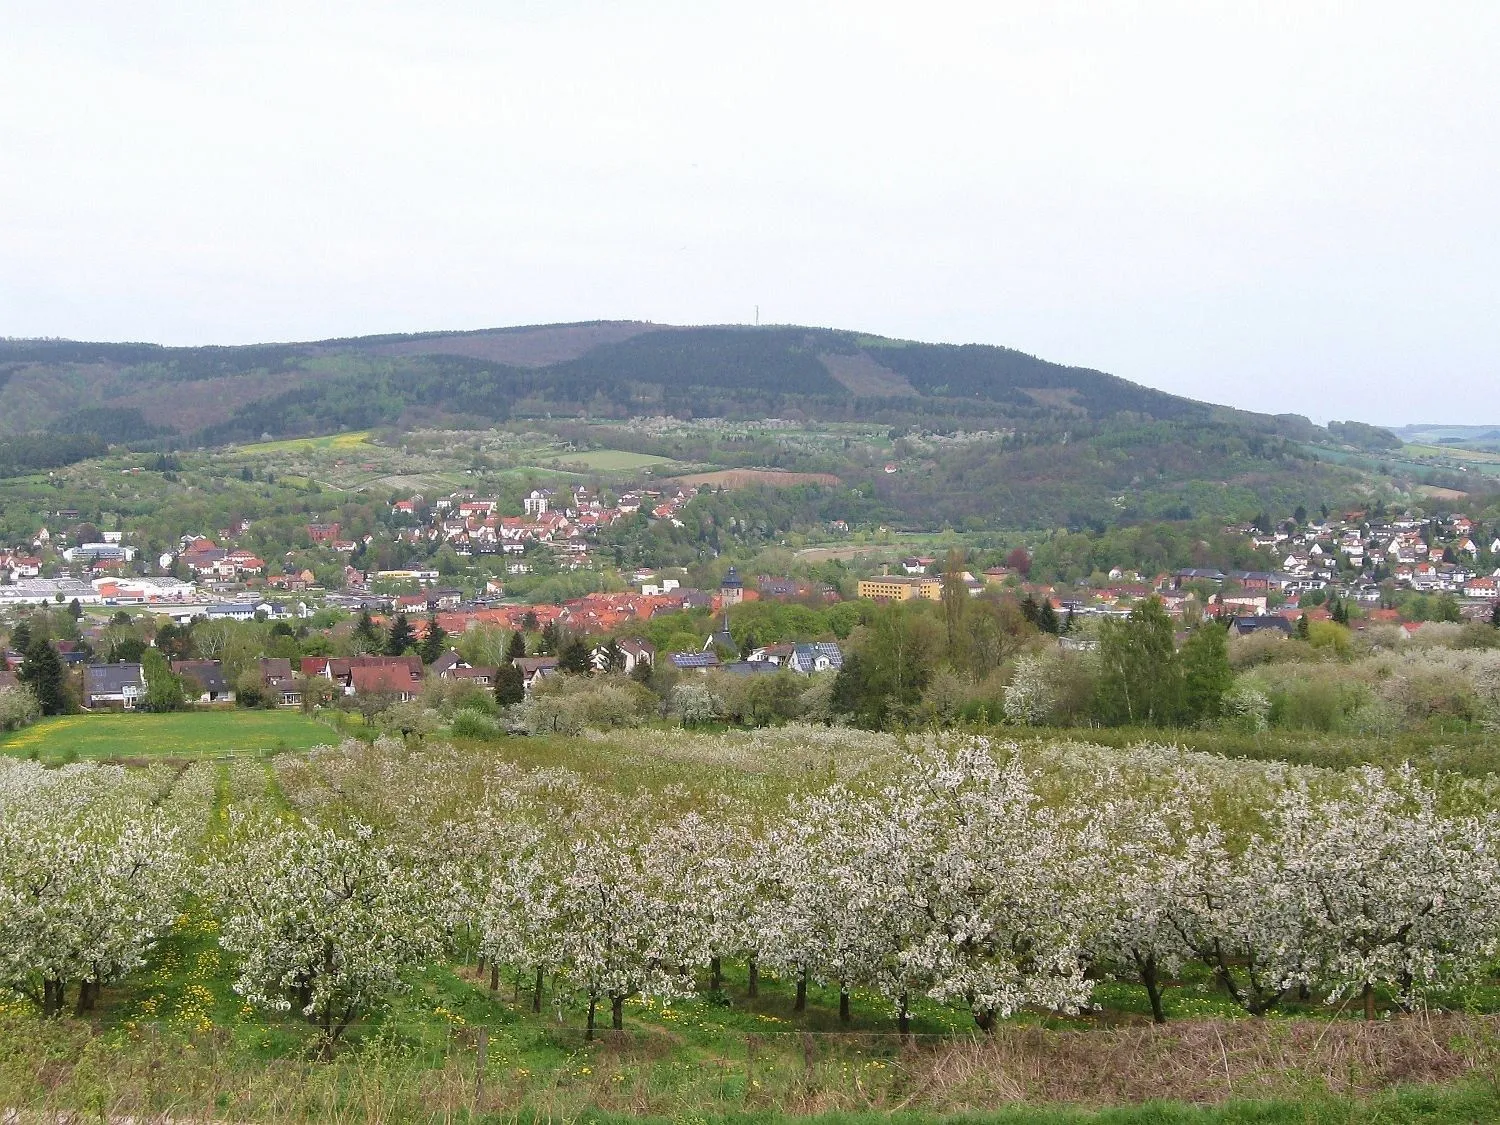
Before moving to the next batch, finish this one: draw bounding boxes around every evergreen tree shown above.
[1037,600,1060,635]
[1491,600,1499,629]
[19,636,67,716]
[1019,593,1041,628]
[385,613,416,656]
[1296,613,1311,641]
[539,620,561,656]
[506,630,527,661]
[559,637,592,675]
[602,638,625,673]
[9,619,32,658]
[67,598,82,620]
[1328,595,1350,626]
[419,615,448,666]
[493,662,525,707]
[353,609,384,653]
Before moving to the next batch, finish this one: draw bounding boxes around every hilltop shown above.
[1,322,1307,440]
[0,322,1470,529]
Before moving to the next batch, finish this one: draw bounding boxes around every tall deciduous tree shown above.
[1180,621,1232,723]
[1096,597,1182,726]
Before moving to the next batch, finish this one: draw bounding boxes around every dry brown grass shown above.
[894,1014,1480,1110]
[6,1014,1499,1123]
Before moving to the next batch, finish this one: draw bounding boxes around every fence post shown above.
[476,1026,488,1106]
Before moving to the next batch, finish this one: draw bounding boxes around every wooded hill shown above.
[0,322,1342,442]
[0,323,1441,529]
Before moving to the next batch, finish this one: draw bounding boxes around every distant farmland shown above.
[672,468,841,489]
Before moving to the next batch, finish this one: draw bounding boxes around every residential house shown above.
[84,663,145,709]
[590,637,654,675]
[1229,616,1294,638]
[512,656,560,693]
[670,651,719,671]
[259,659,302,707]
[349,662,422,701]
[171,660,234,704]
[788,642,843,675]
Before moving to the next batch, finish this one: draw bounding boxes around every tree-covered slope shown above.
[0,323,1234,442]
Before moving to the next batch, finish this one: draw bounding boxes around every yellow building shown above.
[857,575,943,602]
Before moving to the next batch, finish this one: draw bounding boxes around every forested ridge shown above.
[0,324,1423,527]
[0,324,1303,441]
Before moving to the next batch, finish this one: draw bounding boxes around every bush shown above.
[450,709,503,740]
[518,675,658,735]
[0,685,40,732]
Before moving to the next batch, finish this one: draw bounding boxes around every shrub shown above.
[0,685,40,732]
[450,709,503,741]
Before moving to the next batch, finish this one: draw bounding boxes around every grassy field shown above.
[233,431,376,455]
[0,710,336,763]
[551,448,679,471]
[1403,441,1500,464]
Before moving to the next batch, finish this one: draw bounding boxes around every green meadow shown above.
[0,710,336,763]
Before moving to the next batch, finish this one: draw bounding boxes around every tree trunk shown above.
[43,979,65,1019]
[489,963,500,992]
[747,956,759,999]
[710,956,722,993]
[794,965,808,1013]
[1363,982,1376,1021]
[74,980,100,1016]
[839,985,851,1024]
[973,1008,997,1034]
[586,995,597,1042]
[532,966,544,1013]
[898,992,911,1039]
[611,994,625,1031]
[1140,957,1167,1025]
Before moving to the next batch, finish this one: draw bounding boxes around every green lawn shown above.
[0,710,337,763]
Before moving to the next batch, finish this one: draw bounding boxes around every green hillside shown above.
[0,323,1472,529]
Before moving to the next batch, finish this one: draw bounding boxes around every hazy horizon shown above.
[5,2,1498,424]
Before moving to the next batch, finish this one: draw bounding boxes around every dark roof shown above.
[513,656,560,673]
[172,660,228,692]
[430,650,464,675]
[85,663,144,695]
[1230,615,1294,636]
[259,658,296,686]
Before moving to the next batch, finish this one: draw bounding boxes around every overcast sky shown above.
[3,2,1497,424]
